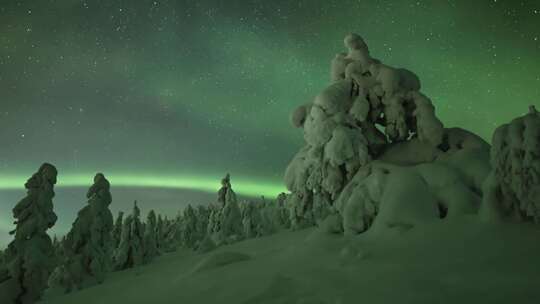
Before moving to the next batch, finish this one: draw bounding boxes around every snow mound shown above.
[192,251,251,273]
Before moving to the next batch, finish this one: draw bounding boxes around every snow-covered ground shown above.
[42,216,540,304]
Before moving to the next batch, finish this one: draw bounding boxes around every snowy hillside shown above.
[42,218,540,304]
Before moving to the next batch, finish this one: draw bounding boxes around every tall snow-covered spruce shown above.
[49,173,114,293]
[0,163,58,304]
[218,174,244,244]
[205,174,243,246]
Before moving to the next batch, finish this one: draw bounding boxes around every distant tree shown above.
[143,210,159,263]
[286,189,315,230]
[0,163,58,303]
[206,204,222,235]
[217,176,244,244]
[204,174,244,246]
[158,215,180,253]
[112,211,124,249]
[114,201,144,270]
[155,214,166,251]
[181,205,199,248]
[241,201,264,238]
[273,193,291,229]
[52,235,59,247]
[51,234,64,264]
[195,205,210,239]
[161,211,184,252]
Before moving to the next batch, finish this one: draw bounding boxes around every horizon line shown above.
[0,173,288,198]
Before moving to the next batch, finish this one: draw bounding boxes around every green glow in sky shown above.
[1,1,539,198]
[0,173,287,198]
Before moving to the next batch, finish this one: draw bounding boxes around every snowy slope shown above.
[42,217,540,304]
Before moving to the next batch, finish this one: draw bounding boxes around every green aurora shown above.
[1,1,539,185]
[0,173,286,198]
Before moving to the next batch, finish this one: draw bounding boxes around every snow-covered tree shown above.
[161,211,184,252]
[159,215,180,253]
[241,201,264,238]
[181,205,198,248]
[51,234,65,266]
[254,193,291,231]
[112,211,124,249]
[205,174,243,245]
[143,210,159,263]
[481,106,540,222]
[206,204,222,235]
[195,205,210,241]
[217,173,231,208]
[312,192,334,225]
[286,189,315,230]
[51,173,114,292]
[0,163,58,303]
[274,193,291,229]
[71,173,113,276]
[195,205,217,254]
[206,175,232,238]
[217,177,244,244]
[155,214,166,251]
[114,201,144,270]
[285,34,453,232]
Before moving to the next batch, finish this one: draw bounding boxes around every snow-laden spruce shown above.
[194,205,210,244]
[181,205,199,248]
[160,215,180,253]
[270,193,291,229]
[114,201,145,270]
[155,214,167,251]
[481,106,540,222]
[112,211,124,249]
[205,174,244,246]
[218,178,244,243]
[241,201,265,238]
[49,173,114,292]
[0,163,58,304]
[143,210,159,263]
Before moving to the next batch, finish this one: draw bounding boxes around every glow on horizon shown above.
[0,173,288,198]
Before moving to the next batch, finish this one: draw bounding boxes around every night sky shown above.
[1,1,539,243]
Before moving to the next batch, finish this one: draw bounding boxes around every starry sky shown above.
[0,1,539,243]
